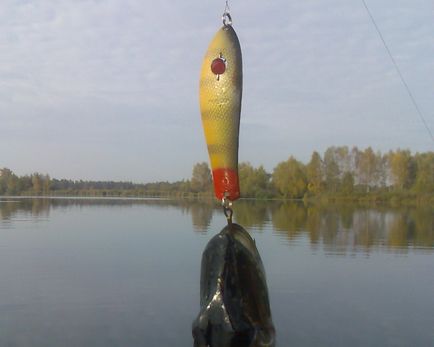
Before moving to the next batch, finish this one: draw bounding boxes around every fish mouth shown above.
[192,223,275,347]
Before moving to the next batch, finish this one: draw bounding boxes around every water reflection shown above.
[0,198,51,220]
[271,203,307,240]
[188,201,214,233]
[233,201,270,230]
[1,198,433,253]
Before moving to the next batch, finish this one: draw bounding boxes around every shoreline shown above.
[1,193,432,207]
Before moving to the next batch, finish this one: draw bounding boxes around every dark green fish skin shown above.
[192,223,275,347]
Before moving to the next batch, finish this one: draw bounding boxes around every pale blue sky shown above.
[1,0,433,182]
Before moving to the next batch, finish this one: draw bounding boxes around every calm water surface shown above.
[0,198,433,346]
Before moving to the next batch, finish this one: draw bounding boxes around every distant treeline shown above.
[1,146,433,204]
[237,146,434,204]
[0,168,191,198]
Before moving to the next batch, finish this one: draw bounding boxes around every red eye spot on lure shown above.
[211,57,226,75]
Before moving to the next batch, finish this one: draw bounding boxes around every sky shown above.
[1,0,433,182]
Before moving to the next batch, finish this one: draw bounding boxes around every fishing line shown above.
[222,0,232,26]
[361,0,434,143]
[224,0,230,14]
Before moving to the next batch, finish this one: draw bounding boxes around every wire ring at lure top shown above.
[222,12,232,26]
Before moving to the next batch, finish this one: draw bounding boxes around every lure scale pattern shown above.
[199,25,243,201]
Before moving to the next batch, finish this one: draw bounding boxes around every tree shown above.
[17,175,32,193]
[253,165,271,198]
[340,172,355,194]
[239,162,270,198]
[272,157,307,198]
[335,146,351,174]
[376,153,388,188]
[32,173,42,195]
[43,174,51,194]
[306,151,323,194]
[323,147,340,193]
[0,168,20,195]
[6,174,18,195]
[388,150,412,190]
[356,147,379,192]
[412,152,434,193]
[191,162,212,193]
[0,168,13,195]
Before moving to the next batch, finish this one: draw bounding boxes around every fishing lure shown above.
[194,6,276,347]
[192,223,275,347]
[199,11,242,204]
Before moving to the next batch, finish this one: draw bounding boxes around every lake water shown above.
[0,198,433,346]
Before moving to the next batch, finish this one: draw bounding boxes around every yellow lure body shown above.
[199,24,242,201]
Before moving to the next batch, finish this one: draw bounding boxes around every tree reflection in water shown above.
[190,201,214,233]
[0,198,432,252]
